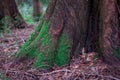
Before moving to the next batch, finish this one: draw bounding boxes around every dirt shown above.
[0,25,120,80]
[0,25,34,57]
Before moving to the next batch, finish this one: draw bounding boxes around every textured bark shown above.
[99,0,120,66]
[33,0,43,21]
[16,0,28,5]
[17,0,22,5]
[17,0,120,68]
[46,0,89,55]
[0,0,4,30]
[17,0,89,68]
[8,0,26,28]
[0,0,26,29]
[117,0,120,48]
[85,0,100,52]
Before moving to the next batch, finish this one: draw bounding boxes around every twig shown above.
[37,69,71,76]
[7,39,25,47]
[84,73,120,80]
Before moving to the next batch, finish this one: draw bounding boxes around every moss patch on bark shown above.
[115,49,120,59]
[16,20,71,69]
[55,34,70,66]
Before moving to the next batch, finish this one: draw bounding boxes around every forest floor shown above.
[0,25,120,80]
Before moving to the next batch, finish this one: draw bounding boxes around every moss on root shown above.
[33,21,54,69]
[115,49,120,59]
[55,34,70,66]
[16,20,71,69]
[0,16,13,32]
[16,19,48,58]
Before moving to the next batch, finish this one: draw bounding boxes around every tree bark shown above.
[33,0,43,21]
[117,0,120,48]
[16,0,89,69]
[85,0,100,53]
[16,0,120,69]
[16,0,28,5]
[9,0,26,28]
[99,0,120,66]
[0,0,26,29]
[0,0,5,30]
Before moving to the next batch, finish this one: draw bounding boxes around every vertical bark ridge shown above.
[16,0,89,68]
[85,0,100,53]
[33,0,43,21]
[8,0,26,28]
[99,0,120,66]
[0,0,26,29]
[0,1,4,30]
[16,0,120,69]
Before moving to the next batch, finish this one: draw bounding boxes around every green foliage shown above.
[16,0,32,5]
[40,0,49,6]
[26,20,50,57]
[18,0,49,23]
[32,21,54,69]
[16,20,45,58]
[0,71,11,80]
[115,49,120,58]
[18,3,34,24]
[16,20,54,69]
[55,34,70,66]
[17,20,71,69]
[0,16,12,33]
[13,15,23,27]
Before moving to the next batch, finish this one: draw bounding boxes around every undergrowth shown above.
[115,49,120,58]
[33,21,53,69]
[55,34,70,66]
[18,3,34,24]
[16,19,71,69]
[0,71,11,80]
[0,16,12,36]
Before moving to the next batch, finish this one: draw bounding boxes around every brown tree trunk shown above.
[85,0,100,53]
[0,0,5,30]
[17,0,89,68]
[99,0,120,66]
[16,0,23,5]
[16,0,120,69]
[0,0,26,29]
[33,0,43,21]
[117,0,120,48]
[8,0,26,28]
[16,0,28,5]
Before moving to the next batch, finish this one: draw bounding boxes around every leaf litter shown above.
[0,25,120,80]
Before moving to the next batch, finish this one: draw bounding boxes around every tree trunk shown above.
[33,0,43,21]
[9,0,26,28]
[16,0,28,5]
[99,0,120,66]
[16,0,120,69]
[16,0,23,5]
[16,0,89,69]
[117,0,120,48]
[85,0,100,52]
[0,0,26,29]
[0,0,4,30]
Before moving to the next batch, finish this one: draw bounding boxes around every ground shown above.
[0,25,120,80]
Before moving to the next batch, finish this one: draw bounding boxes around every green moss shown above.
[34,33,71,68]
[33,21,56,69]
[16,19,71,69]
[55,34,70,66]
[0,16,12,33]
[16,19,55,69]
[27,20,50,57]
[18,3,34,24]
[115,49,120,58]
[16,20,46,58]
